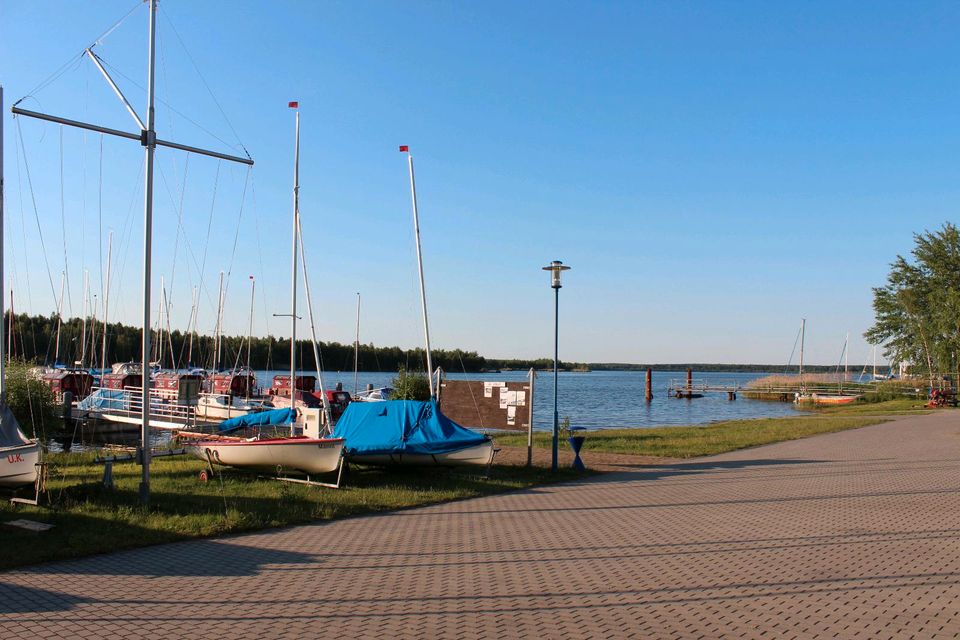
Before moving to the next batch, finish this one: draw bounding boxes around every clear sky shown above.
[2,0,959,366]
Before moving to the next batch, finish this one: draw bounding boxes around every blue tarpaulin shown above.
[332,399,489,456]
[218,408,296,433]
[77,389,127,412]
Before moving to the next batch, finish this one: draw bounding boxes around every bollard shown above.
[568,427,587,471]
[645,368,652,402]
[62,391,74,427]
[102,461,114,489]
[686,368,692,392]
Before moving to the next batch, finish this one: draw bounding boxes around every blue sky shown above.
[2,0,959,365]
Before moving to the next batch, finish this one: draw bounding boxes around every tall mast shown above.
[246,276,255,377]
[402,147,434,397]
[0,86,5,398]
[840,332,848,394]
[139,0,159,504]
[80,270,89,367]
[873,345,877,380]
[11,0,253,505]
[156,276,165,368]
[296,215,333,429]
[213,270,224,372]
[55,271,65,365]
[354,292,360,397]
[799,318,805,379]
[100,231,112,372]
[290,105,300,432]
[187,285,198,366]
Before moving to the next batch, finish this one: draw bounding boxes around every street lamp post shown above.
[542,260,570,473]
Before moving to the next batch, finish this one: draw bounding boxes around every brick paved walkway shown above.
[4,412,960,639]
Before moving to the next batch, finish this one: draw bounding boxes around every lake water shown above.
[269,369,803,430]
[51,369,804,451]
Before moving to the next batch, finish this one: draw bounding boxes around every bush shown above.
[391,367,432,401]
[5,360,59,438]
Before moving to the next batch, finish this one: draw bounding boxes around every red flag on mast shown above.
[288,101,299,108]
[399,145,409,152]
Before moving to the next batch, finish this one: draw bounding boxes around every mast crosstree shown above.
[11,0,253,504]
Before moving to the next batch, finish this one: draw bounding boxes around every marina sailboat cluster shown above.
[0,0,494,501]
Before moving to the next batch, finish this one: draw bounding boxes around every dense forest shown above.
[4,312,585,373]
[5,312,871,374]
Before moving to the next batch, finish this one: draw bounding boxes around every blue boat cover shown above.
[77,388,127,412]
[332,399,489,456]
[218,407,296,433]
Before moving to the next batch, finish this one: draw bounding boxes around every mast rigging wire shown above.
[14,118,61,311]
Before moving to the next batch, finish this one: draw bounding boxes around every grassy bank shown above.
[496,400,931,458]
[0,454,581,571]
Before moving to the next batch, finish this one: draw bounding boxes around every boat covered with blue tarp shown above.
[217,407,297,433]
[332,399,494,466]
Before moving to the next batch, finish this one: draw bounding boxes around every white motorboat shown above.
[195,393,267,421]
[354,387,394,402]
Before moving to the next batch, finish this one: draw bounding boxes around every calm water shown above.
[51,369,803,451]
[268,368,803,430]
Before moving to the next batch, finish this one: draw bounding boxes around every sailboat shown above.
[182,103,344,481]
[795,327,861,405]
[332,147,494,468]
[0,87,42,495]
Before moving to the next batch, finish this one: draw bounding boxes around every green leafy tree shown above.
[866,223,960,382]
[4,360,58,438]
[391,366,432,400]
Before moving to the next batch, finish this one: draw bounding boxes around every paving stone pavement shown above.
[4,412,960,639]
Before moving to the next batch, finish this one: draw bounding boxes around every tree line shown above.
[3,312,590,373]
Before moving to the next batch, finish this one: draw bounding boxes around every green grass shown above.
[0,453,582,571]
[496,399,931,458]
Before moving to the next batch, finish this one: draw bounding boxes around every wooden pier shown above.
[668,378,744,400]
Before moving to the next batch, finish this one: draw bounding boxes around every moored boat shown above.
[333,399,495,468]
[795,393,860,405]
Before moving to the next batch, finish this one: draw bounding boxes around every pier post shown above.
[645,368,652,402]
[686,368,692,397]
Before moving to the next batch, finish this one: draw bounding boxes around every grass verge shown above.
[0,454,583,571]
[495,400,932,458]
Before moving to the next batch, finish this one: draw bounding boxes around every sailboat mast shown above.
[80,270,89,367]
[187,285,197,366]
[295,216,334,429]
[100,231,112,372]
[840,332,848,394]
[0,86,5,399]
[213,271,224,373]
[246,276,255,377]
[354,292,360,397]
[799,318,805,380]
[55,272,65,364]
[139,0,159,504]
[403,149,434,397]
[290,106,300,430]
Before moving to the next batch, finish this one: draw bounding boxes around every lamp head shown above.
[542,260,571,289]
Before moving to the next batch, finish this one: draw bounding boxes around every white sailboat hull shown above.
[0,441,40,488]
[194,395,264,421]
[348,440,495,468]
[187,437,344,475]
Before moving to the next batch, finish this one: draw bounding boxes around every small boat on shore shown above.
[333,399,495,467]
[181,408,345,476]
[0,405,40,490]
[795,393,860,405]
